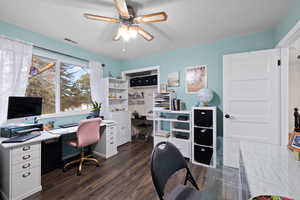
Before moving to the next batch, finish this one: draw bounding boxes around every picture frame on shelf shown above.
[185,65,207,94]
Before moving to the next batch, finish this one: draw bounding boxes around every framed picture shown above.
[185,65,207,94]
[167,72,180,87]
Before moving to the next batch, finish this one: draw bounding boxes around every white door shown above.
[223,49,281,168]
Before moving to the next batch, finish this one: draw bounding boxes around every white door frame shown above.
[276,20,300,146]
[121,66,160,92]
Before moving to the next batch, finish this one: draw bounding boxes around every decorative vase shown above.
[91,110,100,117]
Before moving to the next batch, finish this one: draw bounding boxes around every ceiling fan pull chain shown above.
[122,40,126,52]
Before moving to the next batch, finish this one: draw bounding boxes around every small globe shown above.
[198,88,214,106]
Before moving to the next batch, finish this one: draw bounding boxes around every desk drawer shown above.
[12,143,41,156]
[13,158,40,173]
[12,166,41,200]
[12,150,40,165]
[107,126,116,134]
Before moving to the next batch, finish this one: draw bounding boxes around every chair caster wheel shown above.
[62,168,67,172]
[96,164,100,168]
[77,171,81,176]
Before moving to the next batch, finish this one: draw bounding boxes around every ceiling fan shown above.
[83,0,168,41]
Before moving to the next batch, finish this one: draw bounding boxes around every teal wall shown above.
[121,29,276,136]
[274,0,300,45]
[0,20,121,77]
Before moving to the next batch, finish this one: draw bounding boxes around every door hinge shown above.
[277,59,281,67]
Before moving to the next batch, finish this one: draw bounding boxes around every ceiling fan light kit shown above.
[83,0,168,42]
[117,25,138,41]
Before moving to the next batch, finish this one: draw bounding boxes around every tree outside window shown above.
[60,63,91,112]
[25,55,91,114]
[25,55,56,114]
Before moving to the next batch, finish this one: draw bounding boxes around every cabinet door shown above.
[112,112,131,146]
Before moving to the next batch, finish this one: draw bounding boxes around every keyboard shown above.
[2,132,41,143]
[59,123,79,128]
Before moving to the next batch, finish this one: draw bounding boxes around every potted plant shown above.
[91,101,102,117]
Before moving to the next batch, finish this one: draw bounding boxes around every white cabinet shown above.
[94,123,118,159]
[99,78,131,147]
[0,143,42,200]
[112,112,131,146]
[153,110,192,159]
[192,107,217,168]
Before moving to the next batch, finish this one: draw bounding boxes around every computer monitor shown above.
[7,96,42,119]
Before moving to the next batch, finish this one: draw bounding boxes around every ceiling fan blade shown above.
[84,13,119,23]
[134,12,168,24]
[137,27,154,41]
[114,0,130,19]
[113,31,121,41]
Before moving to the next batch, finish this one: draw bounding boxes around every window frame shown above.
[30,53,91,117]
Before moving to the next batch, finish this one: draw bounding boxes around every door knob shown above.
[225,114,232,119]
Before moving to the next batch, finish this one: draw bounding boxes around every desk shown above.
[239,141,300,199]
[0,120,117,200]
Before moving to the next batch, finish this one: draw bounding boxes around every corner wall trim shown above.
[276,20,300,48]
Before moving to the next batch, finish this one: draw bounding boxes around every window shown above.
[25,55,91,115]
[60,63,91,112]
[26,56,56,114]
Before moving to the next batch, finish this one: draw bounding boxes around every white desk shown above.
[0,120,117,200]
[239,141,300,199]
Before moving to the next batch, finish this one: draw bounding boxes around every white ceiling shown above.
[0,0,290,61]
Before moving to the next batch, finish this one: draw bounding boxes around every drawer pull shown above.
[201,148,205,152]
[110,137,114,140]
[110,142,114,144]
[201,112,206,115]
[201,129,206,133]
[22,155,31,160]
[22,172,31,178]
[22,163,31,169]
[22,146,31,151]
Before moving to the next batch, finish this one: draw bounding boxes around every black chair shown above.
[151,141,207,200]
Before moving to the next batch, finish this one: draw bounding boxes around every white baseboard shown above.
[16,186,42,200]
[92,151,107,159]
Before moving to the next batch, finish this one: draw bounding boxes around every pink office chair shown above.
[63,118,102,175]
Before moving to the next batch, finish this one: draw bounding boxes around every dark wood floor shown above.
[25,140,240,200]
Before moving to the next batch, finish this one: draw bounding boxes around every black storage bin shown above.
[194,145,213,165]
[143,76,151,85]
[130,78,138,87]
[194,109,213,127]
[130,75,157,87]
[194,127,213,146]
[148,75,157,85]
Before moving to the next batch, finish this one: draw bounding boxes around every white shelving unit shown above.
[153,92,172,110]
[192,107,217,168]
[100,77,128,114]
[153,109,192,159]
[100,77,131,147]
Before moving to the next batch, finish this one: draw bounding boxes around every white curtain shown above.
[89,61,103,103]
[0,36,32,124]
